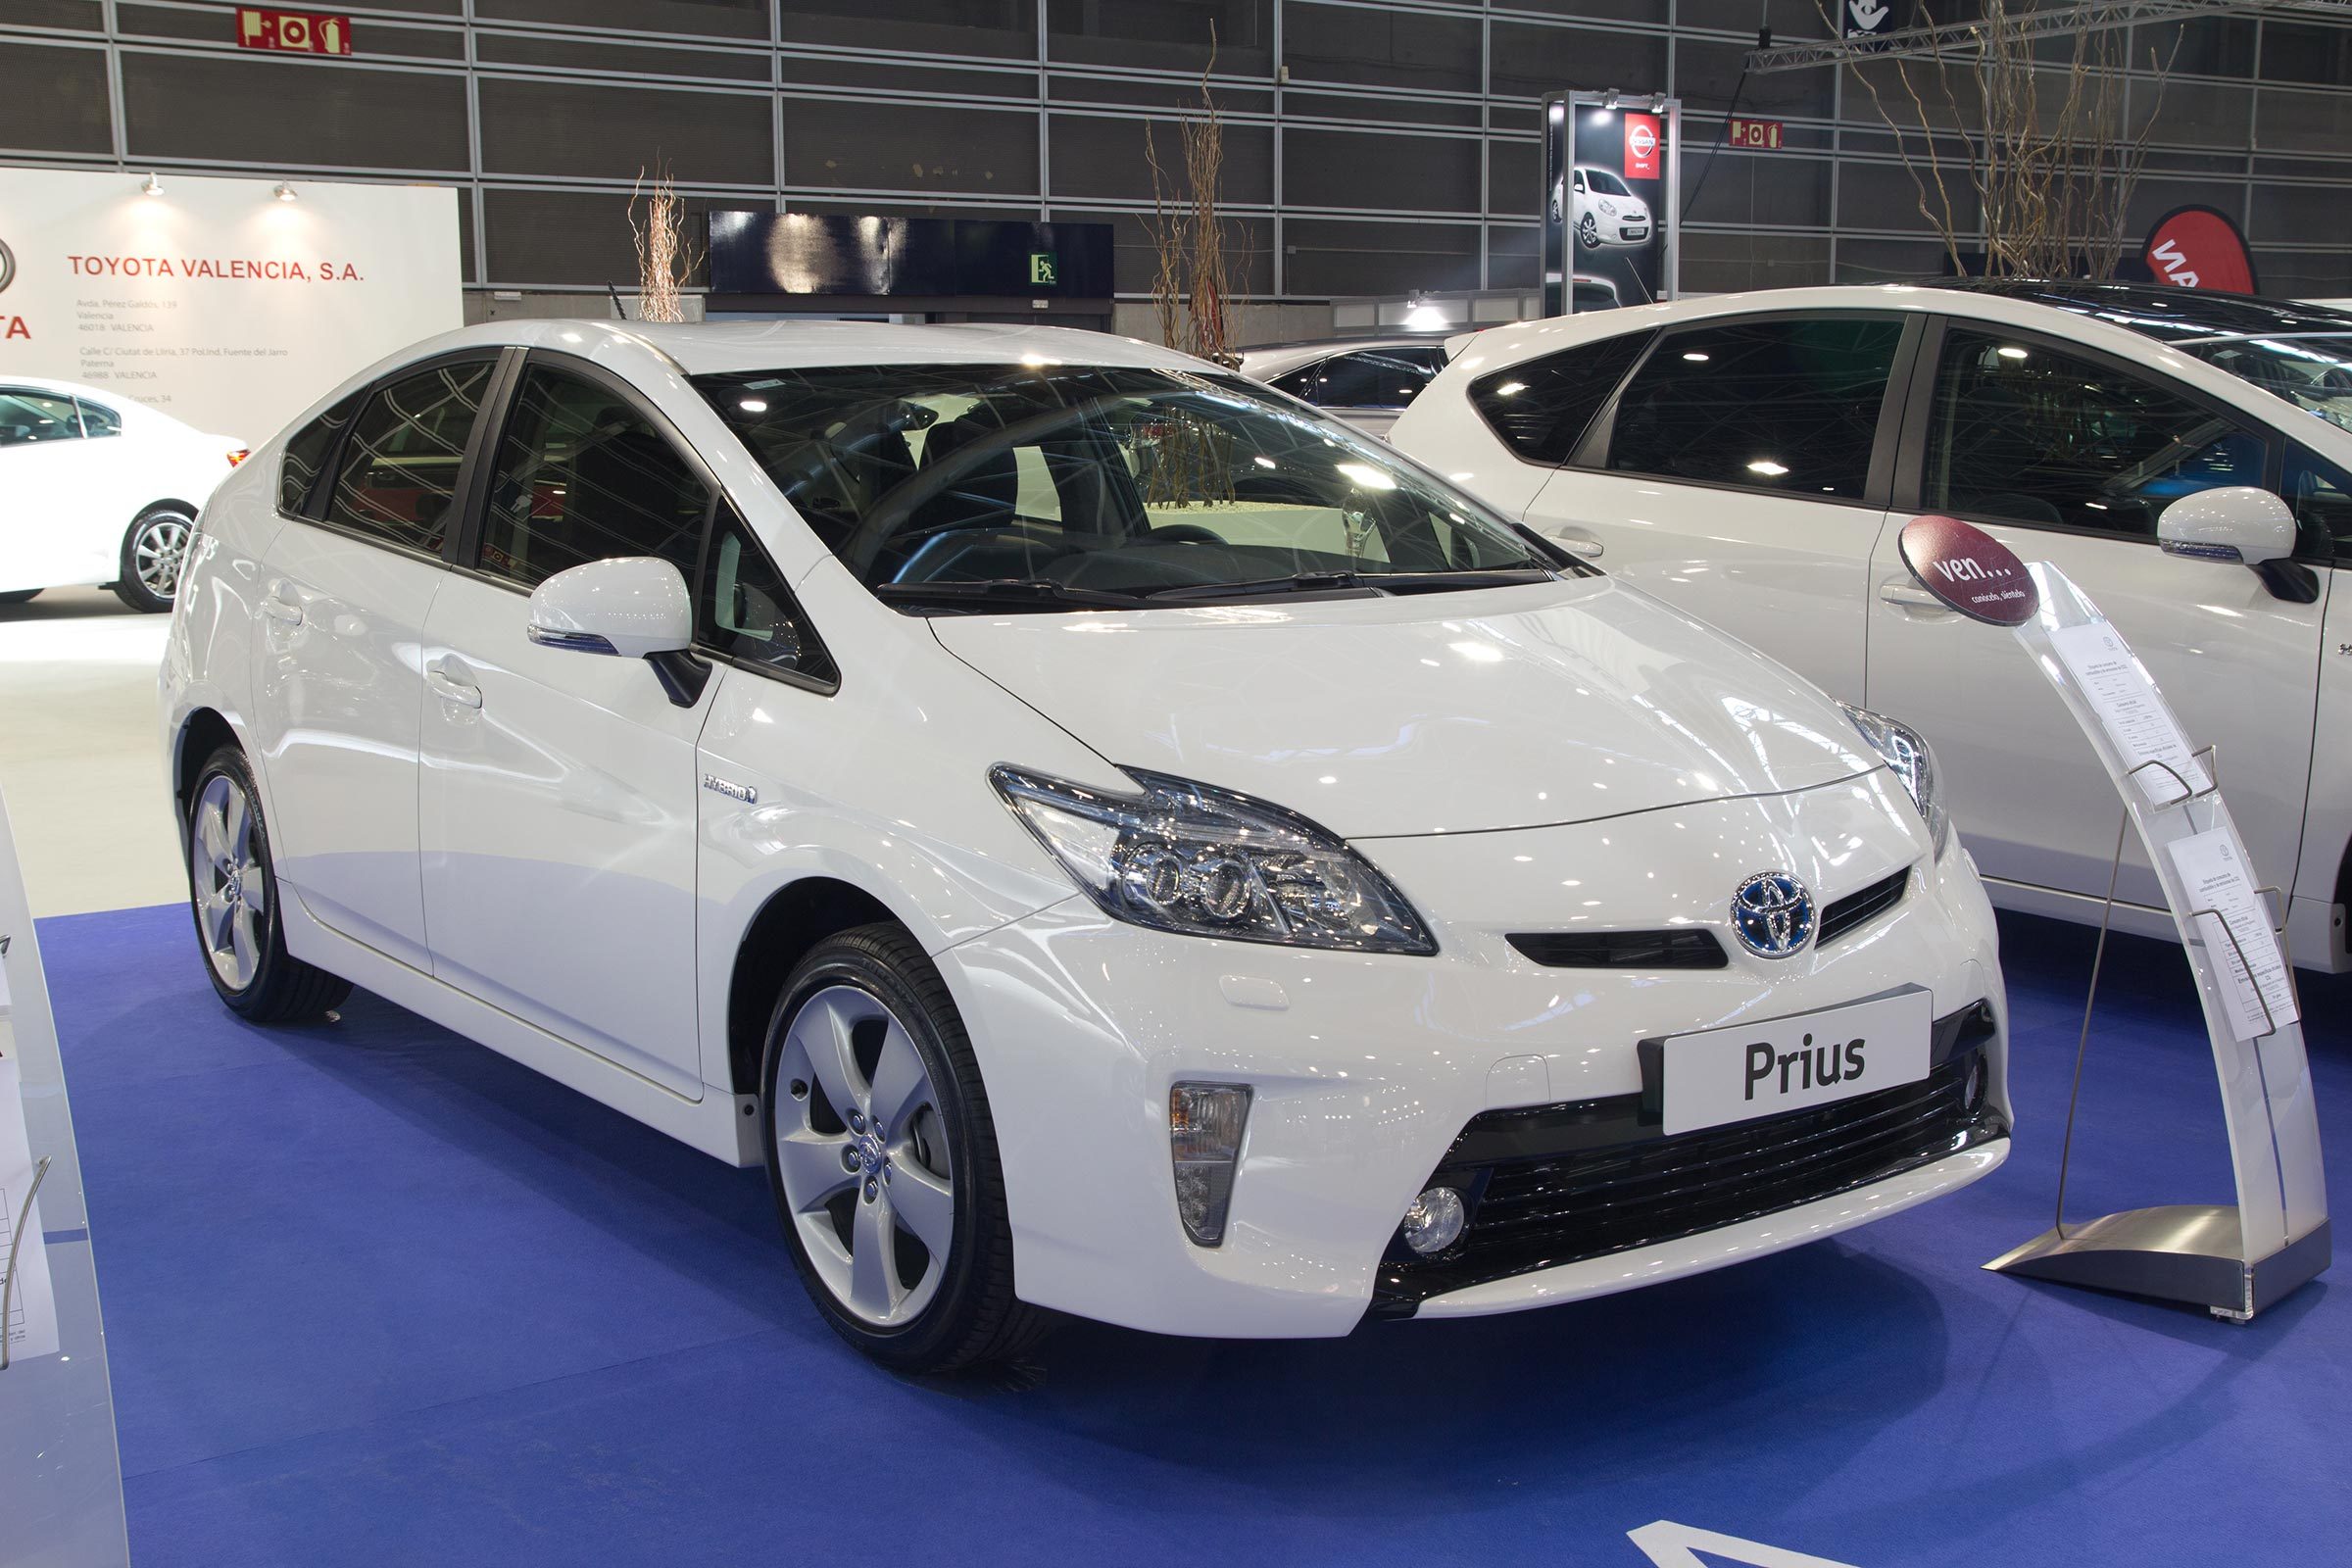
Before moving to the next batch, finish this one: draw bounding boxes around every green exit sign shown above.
[1029,251,1057,286]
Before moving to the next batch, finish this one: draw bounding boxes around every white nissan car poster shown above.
[0,168,462,440]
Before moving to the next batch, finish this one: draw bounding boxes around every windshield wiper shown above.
[1139,566,1556,603]
[873,578,1147,612]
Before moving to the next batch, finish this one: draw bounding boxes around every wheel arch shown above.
[723,875,903,1099]
[172,706,240,823]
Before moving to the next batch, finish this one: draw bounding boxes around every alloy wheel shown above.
[190,772,268,989]
[772,985,956,1328]
[133,511,194,601]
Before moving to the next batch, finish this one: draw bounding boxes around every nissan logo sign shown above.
[0,237,15,295]
[1629,122,1657,160]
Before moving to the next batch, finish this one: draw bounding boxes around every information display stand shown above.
[1979,563,2329,1319]
[0,781,130,1565]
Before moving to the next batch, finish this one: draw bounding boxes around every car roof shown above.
[0,373,125,401]
[1441,282,2337,377]
[405,318,1219,377]
[1925,278,2352,344]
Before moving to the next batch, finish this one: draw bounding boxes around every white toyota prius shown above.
[162,320,2008,1370]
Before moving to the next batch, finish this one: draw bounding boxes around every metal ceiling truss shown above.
[1746,0,2351,74]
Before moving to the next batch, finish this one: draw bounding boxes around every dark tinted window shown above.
[1309,346,1446,409]
[1268,362,1321,401]
[0,390,83,446]
[700,506,835,683]
[695,363,1548,600]
[1608,317,1902,499]
[2285,445,2352,557]
[278,392,365,517]
[478,365,710,590]
[1925,328,2268,537]
[75,399,121,438]
[1469,330,1651,466]
[324,361,493,555]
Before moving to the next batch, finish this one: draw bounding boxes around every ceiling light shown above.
[737,398,768,414]
[1682,351,1709,363]
[140,172,163,197]
[1649,92,1669,114]
[1336,462,1396,491]
[1494,380,1527,396]
[1603,89,1621,110]
[1747,460,1789,477]
[1997,346,2029,359]
[273,181,298,201]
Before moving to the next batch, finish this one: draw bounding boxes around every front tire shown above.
[760,924,1045,1373]
[185,746,350,1022]
[116,505,195,612]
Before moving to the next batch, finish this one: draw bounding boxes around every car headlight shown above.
[1598,198,1619,216]
[1841,705,1949,858]
[992,765,1437,955]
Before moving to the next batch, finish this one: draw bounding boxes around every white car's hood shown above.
[931,576,1880,839]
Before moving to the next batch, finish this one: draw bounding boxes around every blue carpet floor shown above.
[40,904,2352,1566]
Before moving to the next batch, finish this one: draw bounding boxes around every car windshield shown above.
[694,363,1557,608]
[2179,333,2352,434]
[1587,170,1632,198]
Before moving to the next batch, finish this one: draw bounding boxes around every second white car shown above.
[1,376,245,611]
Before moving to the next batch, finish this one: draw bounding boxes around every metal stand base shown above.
[1986,1207,2330,1323]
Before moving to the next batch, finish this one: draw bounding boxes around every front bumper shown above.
[939,770,2008,1339]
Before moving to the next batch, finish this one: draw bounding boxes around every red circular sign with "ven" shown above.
[1897,514,2039,626]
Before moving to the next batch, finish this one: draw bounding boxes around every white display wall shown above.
[0,168,461,442]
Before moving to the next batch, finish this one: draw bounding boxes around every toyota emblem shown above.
[1732,871,1815,958]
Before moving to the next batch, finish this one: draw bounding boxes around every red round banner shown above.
[2142,204,2257,296]
[1897,514,2039,627]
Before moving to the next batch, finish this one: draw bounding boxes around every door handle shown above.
[425,660,482,710]
[1878,581,1954,616]
[260,582,304,626]
[1549,526,1605,561]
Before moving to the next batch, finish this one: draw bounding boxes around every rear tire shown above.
[760,923,1047,1373]
[185,746,350,1023]
[115,505,195,612]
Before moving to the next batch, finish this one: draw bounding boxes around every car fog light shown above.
[1169,1083,1252,1248]
[1961,1052,1988,1114]
[1400,1186,1466,1255]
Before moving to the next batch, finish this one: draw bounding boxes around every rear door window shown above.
[1308,347,1447,410]
[323,359,495,556]
[1606,316,1904,500]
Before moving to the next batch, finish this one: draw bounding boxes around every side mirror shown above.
[2158,486,2296,566]
[526,557,692,659]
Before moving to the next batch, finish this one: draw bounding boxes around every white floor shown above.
[0,588,182,917]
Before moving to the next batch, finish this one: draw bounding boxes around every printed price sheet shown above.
[2048,620,2211,803]
[2168,827,2299,1043]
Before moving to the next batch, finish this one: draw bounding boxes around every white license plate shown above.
[1654,990,1933,1137]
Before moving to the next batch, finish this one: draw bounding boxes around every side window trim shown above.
[1577,309,1919,511]
[289,350,503,562]
[446,346,527,567]
[1897,313,2283,549]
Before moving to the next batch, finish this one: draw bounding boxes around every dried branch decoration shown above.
[629,163,703,323]
[1137,29,1242,506]
[1828,1,2178,281]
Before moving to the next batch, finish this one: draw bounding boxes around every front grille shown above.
[1372,1000,2000,1315]
[1819,867,1910,946]
[1507,928,1727,969]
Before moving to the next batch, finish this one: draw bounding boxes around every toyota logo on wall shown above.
[0,237,15,295]
[1732,871,1815,958]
